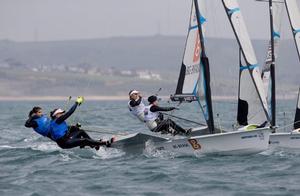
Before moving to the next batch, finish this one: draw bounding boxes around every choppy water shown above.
[0,100,299,196]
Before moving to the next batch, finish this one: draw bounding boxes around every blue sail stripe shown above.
[189,25,198,30]
[240,64,258,71]
[294,29,300,34]
[228,8,240,15]
[189,15,206,30]
[200,15,206,25]
[273,31,280,38]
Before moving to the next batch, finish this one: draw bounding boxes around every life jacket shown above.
[33,115,51,137]
[50,119,68,141]
[128,98,146,122]
[144,105,159,130]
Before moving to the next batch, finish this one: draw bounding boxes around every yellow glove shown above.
[76,96,84,105]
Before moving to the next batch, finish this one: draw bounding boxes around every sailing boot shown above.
[185,128,192,135]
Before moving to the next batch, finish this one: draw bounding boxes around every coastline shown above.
[0,95,297,101]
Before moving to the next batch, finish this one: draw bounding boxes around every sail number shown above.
[188,139,201,150]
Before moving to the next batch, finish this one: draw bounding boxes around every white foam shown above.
[0,145,18,149]
[93,147,125,159]
[59,154,72,162]
[30,142,61,152]
[143,140,176,159]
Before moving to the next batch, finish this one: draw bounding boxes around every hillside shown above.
[0,36,298,97]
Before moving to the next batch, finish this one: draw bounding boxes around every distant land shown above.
[0,36,298,99]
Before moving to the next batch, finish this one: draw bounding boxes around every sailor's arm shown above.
[25,116,38,128]
[129,96,142,107]
[56,103,78,124]
[150,105,176,112]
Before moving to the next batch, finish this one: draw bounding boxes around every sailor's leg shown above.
[168,119,187,134]
[59,138,108,149]
[77,129,92,139]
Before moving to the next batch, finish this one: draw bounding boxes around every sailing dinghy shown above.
[267,0,300,148]
[112,0,271,155]
[270,89,300,148]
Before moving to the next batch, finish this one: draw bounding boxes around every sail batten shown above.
[222,0,271,126]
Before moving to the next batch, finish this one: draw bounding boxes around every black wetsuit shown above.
[25,116,39,128]
[150,105,187,135]
[52,103,107,149]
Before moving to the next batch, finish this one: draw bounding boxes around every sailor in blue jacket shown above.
[25,106,52,138]
[50,96,113,150]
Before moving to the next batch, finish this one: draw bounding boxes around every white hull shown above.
[270,131,300,148]
[112,128,271,156]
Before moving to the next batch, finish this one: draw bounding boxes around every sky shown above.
[0,0,297,42]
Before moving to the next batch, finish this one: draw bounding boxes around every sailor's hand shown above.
[76,96,84,105]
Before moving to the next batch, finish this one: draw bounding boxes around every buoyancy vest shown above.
[33,115,50,137]
[128,99,145,115]
[144,105,159,130]
[50,119,68,141]
[128,99,146,122]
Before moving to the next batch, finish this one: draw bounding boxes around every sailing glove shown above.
[76,96,84,105]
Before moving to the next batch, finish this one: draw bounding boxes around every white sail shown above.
[285,0,300,61]
[173,0,215,133]
[262,1,284,99]
[222,0,270,125]
[174,0,207,98]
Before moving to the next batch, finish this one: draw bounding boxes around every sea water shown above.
[0,100,299,196]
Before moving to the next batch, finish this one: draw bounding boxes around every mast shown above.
[194,0,215,133]
[295,88,300,130]
[269,0,276,128]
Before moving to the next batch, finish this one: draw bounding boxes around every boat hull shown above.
[270,132,300,148]
[153,128,270,156]
[112,128,271,156]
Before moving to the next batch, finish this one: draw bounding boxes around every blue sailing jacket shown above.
[33,115,51,137]
[50,120,68,141]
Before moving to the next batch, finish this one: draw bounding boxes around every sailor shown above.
[50,96,113,150]
[25,106,51,138]
[144,95,191,135]
[128,90,146,122]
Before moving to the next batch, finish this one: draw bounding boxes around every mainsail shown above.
[222,0,271,126]
[285,0,300,62]
[174,0,207,99]
[262,0,284,127]
[172,0,215,133]
[285,0,300,130]
[295,88,300,130]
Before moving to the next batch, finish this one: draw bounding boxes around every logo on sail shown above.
[193,32,201,63]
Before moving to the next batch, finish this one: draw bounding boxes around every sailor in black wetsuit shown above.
[144,95,191,135]
[128,90,145,122]
[50,96,113,150]
[25,106,52,139]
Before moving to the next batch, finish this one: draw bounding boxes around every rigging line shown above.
[63,96,72,111]
[161,112,206,126]
[276,120,300,130]
[84,129,130,136]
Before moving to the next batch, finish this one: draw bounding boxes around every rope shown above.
[276,120,300,131]
[82,124,146,136]
[161,112,206,126]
